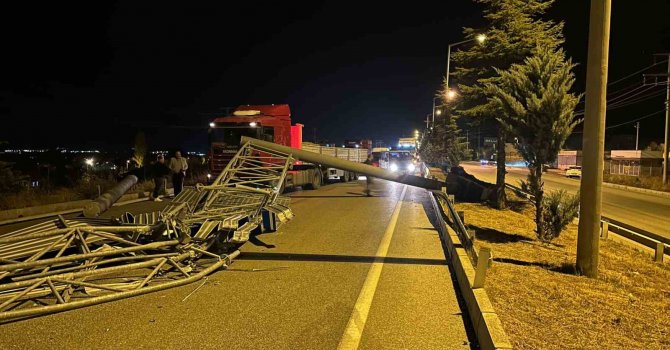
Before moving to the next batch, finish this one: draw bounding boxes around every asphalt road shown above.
[0,180,474,350]
[460,162,670,239]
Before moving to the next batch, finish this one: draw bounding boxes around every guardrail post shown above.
[655,243,665,263]
[472,247,491,289]
[601,221,609,239]
[457,211,465,224]
[448,194,455,204]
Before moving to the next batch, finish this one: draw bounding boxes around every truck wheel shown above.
[340,172,348,183]
[311,173,322,189]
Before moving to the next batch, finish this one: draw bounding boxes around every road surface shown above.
[460,162,670,239]
[0,180,475,350]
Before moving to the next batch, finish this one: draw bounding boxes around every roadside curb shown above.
[601,181,670,198]
[429,192,513,350]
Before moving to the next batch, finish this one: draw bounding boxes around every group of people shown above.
[150,152,376,201]
[151,151,188,202]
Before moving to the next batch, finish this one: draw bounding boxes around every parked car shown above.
[565,166,582,178]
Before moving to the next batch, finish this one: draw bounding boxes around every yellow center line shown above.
[337,184,408,350]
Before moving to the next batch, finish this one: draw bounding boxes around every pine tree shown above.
[450,0,564,209]
[487,47,581,238]
[419,109,469,168]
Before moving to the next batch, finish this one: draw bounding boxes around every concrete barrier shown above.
[0,190,156,225]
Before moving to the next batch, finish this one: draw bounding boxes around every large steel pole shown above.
[663,58,670,184]
[576,0,612,278]
[83,175,138,218]
[240,137,443,190]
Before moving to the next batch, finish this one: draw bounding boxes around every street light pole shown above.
[444,34,486,98]
[664,57,670,184]
[635,122,640,150]
[577,0,612,278]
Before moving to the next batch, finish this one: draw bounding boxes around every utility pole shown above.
[577,0,612,278]
[635,122,640,150]
[664,57,670,184]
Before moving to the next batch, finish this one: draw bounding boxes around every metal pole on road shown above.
[240,136,443,190]
[577,0,612,278]
[635,122,639,151]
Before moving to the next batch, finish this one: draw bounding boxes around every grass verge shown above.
[455,191,670,350]
[0,180,156,211]
[604,174,670,193]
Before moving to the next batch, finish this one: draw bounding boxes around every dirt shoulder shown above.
[455,192,670,350]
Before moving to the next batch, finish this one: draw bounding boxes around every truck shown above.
[208,104,368,189]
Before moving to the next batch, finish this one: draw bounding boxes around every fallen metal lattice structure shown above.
[0,141,294,322]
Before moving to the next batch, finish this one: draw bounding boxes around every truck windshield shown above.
[210,127,260,145]
[389,152,413,161]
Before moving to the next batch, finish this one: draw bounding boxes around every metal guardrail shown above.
[505,183,669,261]
[423,166,479,265]
[431,189,479,265]
[429,188,492,290]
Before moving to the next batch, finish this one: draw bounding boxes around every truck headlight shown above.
[390,163,398,172]
[407,163,416,172]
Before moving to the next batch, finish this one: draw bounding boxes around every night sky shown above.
[1,1,669,152]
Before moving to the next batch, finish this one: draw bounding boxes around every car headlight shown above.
[390,163,398,172]
[407,163,416,172]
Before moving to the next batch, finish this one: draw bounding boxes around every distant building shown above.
[360,139,372,151]
[608,150,663,177]
[556,150,582,169]
[398,137,417,149]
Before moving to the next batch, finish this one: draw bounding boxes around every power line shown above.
[607,59,668,87]
[607,90,666,110]
[572,109,665,133]
[574,85,664,115]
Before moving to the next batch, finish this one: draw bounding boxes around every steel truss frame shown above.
[0,142,293,322]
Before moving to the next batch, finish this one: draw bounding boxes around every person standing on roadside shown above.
[363,154,375,196]
[169,150,188,196]
[151,154,170,202]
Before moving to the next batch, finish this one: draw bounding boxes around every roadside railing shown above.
[505,183,669,262]
[430,188,494,290]
[431,189,479,264]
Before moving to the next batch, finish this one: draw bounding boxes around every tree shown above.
[419,108,469,168]
[450,0,564,209]
[487,47,581,238]
[0,161,27,193]
[645,141,664,152]
[133,131,147,168]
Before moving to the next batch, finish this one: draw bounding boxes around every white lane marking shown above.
[337,184,408,350]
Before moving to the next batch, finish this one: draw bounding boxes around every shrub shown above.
[539,190,580,242]
[604,174,670,192]
[0,161,28,193]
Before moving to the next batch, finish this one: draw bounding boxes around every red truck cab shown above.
[209,104,301,173]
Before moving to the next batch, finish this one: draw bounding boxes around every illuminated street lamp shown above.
[444,34,486,104]
[209,122,215,128]
[446,89,458,101]
[85,158,94,171]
